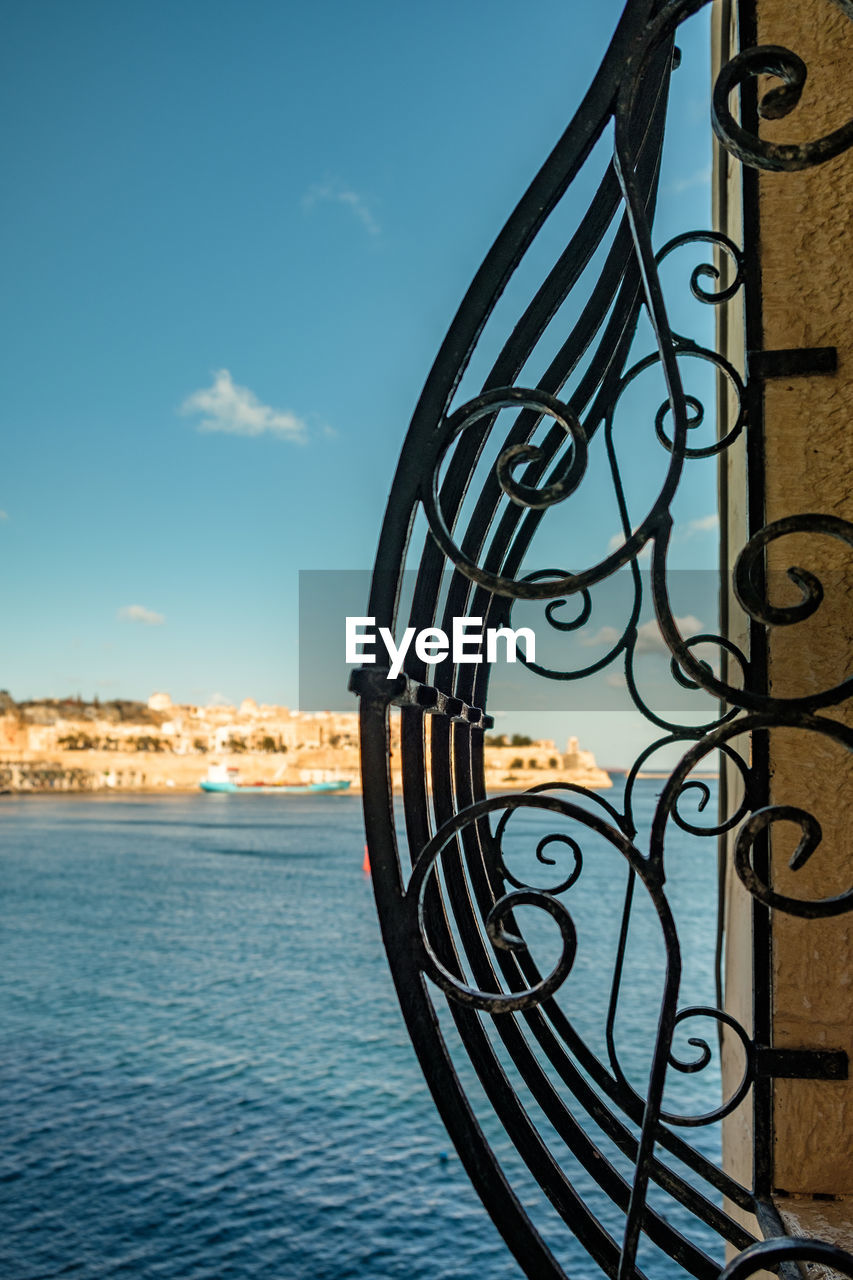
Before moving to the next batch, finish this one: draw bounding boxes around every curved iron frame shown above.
[350,1,853,1276]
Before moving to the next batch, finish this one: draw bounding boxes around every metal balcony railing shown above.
[350,2,853,1276]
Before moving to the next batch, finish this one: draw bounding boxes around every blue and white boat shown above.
[199,764,351,795]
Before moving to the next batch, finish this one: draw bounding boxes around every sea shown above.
[0,783,725,1279]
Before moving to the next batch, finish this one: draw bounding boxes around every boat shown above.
[199,764,351,795]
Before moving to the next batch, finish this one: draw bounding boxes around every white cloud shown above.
[685,512,719,536]
[607,529,651,561]
[607,513,718,555]
[581,615,704,654]
[0,510,8,521]
[670,165,712,194]
[181,369,308,442]
[606,672,627,688]
[635,615,703,654]
[581,624,622,649]
[118,604,165,626]
[302,180,380,237]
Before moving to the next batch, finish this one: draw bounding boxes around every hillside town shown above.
[0,690,611,793]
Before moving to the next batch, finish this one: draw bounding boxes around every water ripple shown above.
[0,790,721,1279]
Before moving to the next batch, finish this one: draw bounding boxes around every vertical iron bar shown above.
[736,0,774,1203]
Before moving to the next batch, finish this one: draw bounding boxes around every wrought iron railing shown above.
[350,1,853,1276]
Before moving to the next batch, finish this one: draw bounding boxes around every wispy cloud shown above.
[581,624,621,649]
[608,513,718,555]
[684,512,719,536]
[302,180,380,237]
[0,510,8,521]
[670,165,712,195]
[635,615,703,654]
[118,604,165,626]
[608,529,651,561]
[582,615,704,655]
[181,370,307,442]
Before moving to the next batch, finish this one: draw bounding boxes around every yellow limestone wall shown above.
[715,0,853,1240]
[754,0,853,1199]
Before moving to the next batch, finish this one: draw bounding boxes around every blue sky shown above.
[1,1,719,764]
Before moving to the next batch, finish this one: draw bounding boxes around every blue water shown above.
[0,785,724,1279]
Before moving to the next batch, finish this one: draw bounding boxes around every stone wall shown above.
[715,0,853,1249]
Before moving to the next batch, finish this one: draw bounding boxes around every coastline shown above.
[0,750,719,797]
[0,748,615,796]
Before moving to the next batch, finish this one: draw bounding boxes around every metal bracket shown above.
[349,666,493,727]
[754,1047,849,1080]
[748,346,838,378]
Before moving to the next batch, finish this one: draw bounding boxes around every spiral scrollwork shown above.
[651,714,853,872]
[716,43,804,155]
[404,794,664,1014]
[404,795,584,1011]
[505,567,638,682]
[647,519,853,715]
[655,230,745,305]
[494,806,584,896]
[713,42,853,172]
[659,741,754,839]
[721,1238,853,1280]
[733,513,853,627]
[649,344,746,458]
[517,570,594,637]
[668,632,747,696]
[417,882,577,1014]
[544,591,592,633]
[735,805,853,918]
[420,387,591,600]
[659,1007,753,1127]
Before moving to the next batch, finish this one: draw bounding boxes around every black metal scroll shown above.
[351,1,853,1276]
